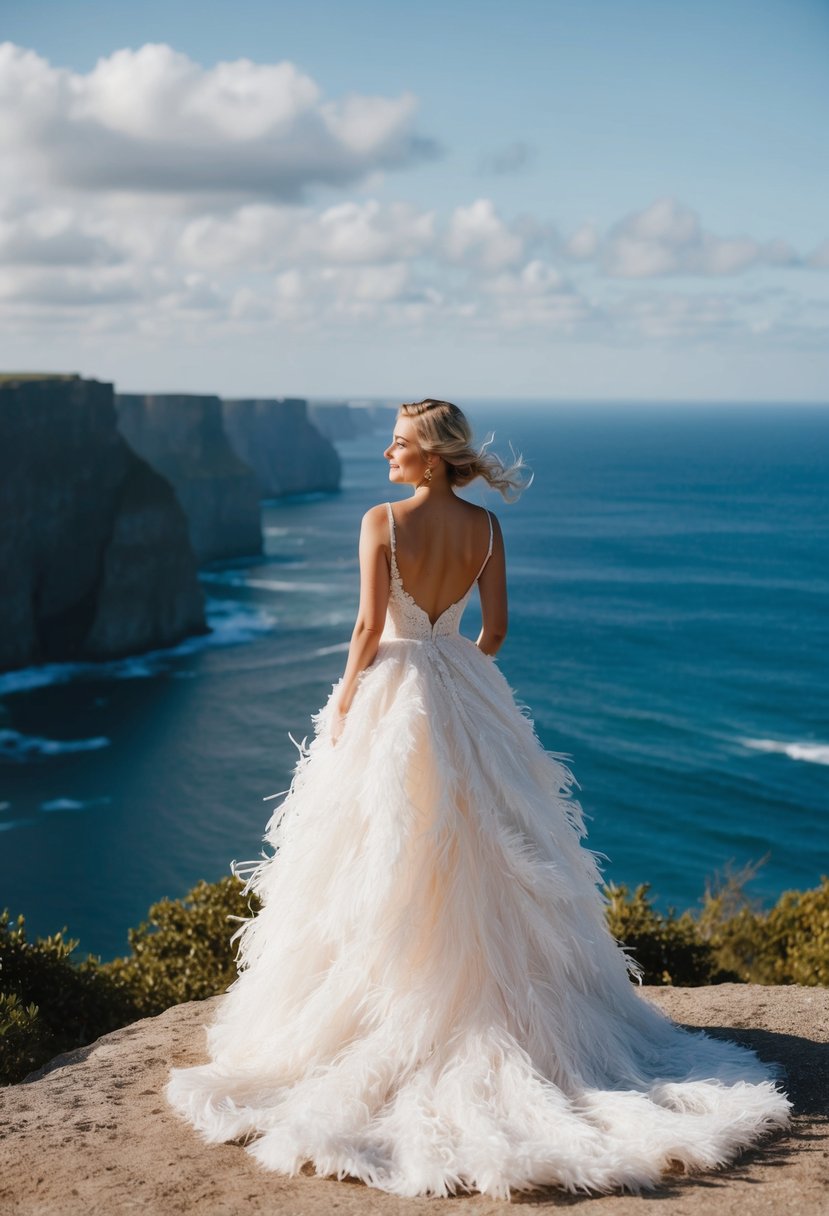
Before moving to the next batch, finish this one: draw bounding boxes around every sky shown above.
[1,0,827,402]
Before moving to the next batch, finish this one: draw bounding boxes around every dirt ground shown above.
[0,983,826,1216]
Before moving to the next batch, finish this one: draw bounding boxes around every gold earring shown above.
[424,466,433,482]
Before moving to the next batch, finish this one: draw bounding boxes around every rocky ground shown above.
[0,984,826,1216]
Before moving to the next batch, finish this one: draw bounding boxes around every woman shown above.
[166,399,791,1199]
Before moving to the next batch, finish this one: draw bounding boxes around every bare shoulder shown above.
[360,502,392,542]
[362,502,390,524]
[468,500,502,539]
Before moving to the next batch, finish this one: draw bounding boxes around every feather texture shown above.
[166,535,791,1198]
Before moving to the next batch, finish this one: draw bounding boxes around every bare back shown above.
[389,496,500,626]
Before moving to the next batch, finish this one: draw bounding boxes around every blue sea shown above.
[1,401,827,962]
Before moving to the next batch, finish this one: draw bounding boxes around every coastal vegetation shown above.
[2,867,827,1086]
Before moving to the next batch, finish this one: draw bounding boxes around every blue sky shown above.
[1,0,827,401]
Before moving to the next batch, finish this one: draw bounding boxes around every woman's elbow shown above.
[486,614,508,644]
[353,617,385,640]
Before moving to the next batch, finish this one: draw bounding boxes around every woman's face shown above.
[383,415,431,486]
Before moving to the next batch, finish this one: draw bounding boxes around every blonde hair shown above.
[398,399,531,501]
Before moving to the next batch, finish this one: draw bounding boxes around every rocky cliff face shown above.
[308,402,369,441]
[221,398,340,497]
[0,375,206,673]
[309,401,397,442]
[116,395,263,564]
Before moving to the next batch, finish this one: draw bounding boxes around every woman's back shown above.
[387,496,495,626]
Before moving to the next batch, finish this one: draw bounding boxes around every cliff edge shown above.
[116,394,263,564]
[0,375,206,672]
[221,397,341,497]
[0,985,825,1215]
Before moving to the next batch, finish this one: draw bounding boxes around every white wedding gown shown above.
[166,503,791,1198]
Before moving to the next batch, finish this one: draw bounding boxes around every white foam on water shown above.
[201,572,330,594]
[40,796,112,812]
[203,600,278,646]
[0,598,277,696]
[742,737,829,766]
[0,730,111,762]
[0,662,91,696]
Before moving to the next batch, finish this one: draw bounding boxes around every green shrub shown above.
[0,910,139,1085]
[0,992,58,1083]
[2,865,827,1087]
[603,881,738,986]
[699,871,829,986]
[100,876,261,1017]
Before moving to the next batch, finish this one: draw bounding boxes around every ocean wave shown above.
[201,571,330,594]
[202,600,278,645]
[742,737,829,766]
[312,642,351,657]
[40,796,112,812]
[0,730,111,763]
[0,599,276,696]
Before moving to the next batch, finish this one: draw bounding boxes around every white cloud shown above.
[177,200,436,271]
[0,208,123,266]
[564,223,599,260]
[0,41,436,200]
[482,260,565,296]
[0,44,822,358]
[599,197,805,278]
[443,199,525,271]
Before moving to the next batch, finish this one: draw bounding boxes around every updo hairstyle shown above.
[398,399,531,502]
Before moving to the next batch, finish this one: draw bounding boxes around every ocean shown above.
[1,401,827,962]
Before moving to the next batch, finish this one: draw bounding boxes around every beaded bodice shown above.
[382,502,493,642]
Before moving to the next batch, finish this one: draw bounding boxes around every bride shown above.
[166,399,791,1199]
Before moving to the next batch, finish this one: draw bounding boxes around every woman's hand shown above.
[330,702,348,745]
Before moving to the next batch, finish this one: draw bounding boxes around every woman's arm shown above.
[331,505,391,741]
[476,512,508,656]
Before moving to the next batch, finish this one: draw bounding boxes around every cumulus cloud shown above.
[443,199,526,271]
[177,200,436,270]
[598,197,804,278]
[0,41,438,200]
[482,261,565,296]
[0,207,123,266]
[563,223,600,261]
[0,45,822,354]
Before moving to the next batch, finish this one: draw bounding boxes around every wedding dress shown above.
[166,502,791,1199]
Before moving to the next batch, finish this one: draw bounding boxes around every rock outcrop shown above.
[308,401,371,441]
[1,985,825,1215]
[0,375,207,672]
[309,401,397,441]
[221,397,340,497]
[116,394,263,564]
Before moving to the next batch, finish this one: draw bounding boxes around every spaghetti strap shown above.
[385,502,396,556]
[474,509,494,582]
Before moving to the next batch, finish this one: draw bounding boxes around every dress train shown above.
[166,503,791,1198]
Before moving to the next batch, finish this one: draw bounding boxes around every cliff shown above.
[0,375,207,672]
[308,401,370,441]
[116,394,263,564]
[221,397,341,497]
[309,401,398,441]
[1,984,824,1215]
